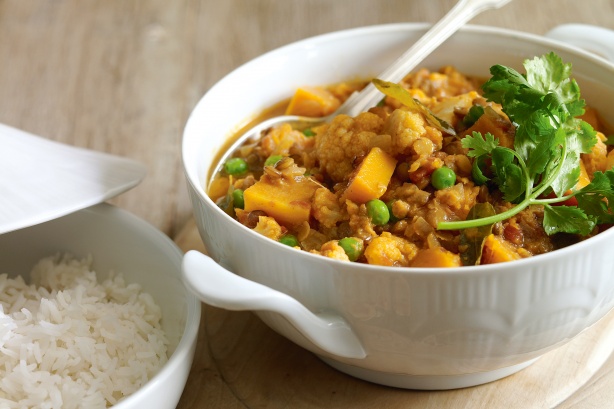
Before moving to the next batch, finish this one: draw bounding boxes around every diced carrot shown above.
[285,86,341,117]
[345,147,397,204]
[480,234,521,264]
[243,178,319,227]
[410,247,462,268]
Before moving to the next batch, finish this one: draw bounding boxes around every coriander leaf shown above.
[575,119,598,154]
[575,194,614,224]
[524,130,558,179]
[486,65,531,104]
[565,97,588,119]
[579,170,613,193]
[512,117,543,164]
[490,147,526,202]
[547,126,580,197]
[549,150,581,197]
[524,53,567,87]
[471,155,490,185]
[490,63,530,85]
[439,52,605,236]
[501,162,526,203]
[604,135,614,146]
[525,53,572,96]
[542,205,596,236]
[490,147,514,176]
[525,52,585,119]
[575,170,614,224]
[461,132,499,158]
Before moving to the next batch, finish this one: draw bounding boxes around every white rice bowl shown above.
[0,254,168,407]
[0,204,201,409]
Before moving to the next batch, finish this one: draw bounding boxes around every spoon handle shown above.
[338,0,513,118]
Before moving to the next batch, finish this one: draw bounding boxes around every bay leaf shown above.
[459,202,496,266]
[372,79,456,135]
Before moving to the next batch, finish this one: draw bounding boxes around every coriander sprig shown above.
[437,52,609,236]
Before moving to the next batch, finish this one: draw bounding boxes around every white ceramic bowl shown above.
[0,203,201,407]
[181,23,614,389]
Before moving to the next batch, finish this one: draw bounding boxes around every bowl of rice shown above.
[0,203,201,408]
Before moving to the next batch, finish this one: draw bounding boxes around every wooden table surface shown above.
[2,1,614,407]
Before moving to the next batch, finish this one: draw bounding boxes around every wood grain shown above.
[1,0,612,237]
[2,1,614,407]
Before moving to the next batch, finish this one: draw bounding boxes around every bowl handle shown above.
[545,24,614,62]
[181,250,367,359]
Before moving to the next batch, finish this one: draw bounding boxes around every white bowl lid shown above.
[0,122,146,235]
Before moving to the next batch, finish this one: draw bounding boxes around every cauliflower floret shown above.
[364,232,418,267]
[312,187,345,228]
[313,240,350,261]
[260,123,309,157]
[383,109,443,155]
[383,109,426,155]
[429,183,480,225]
[315,112,386,182]
[253,216,283,240]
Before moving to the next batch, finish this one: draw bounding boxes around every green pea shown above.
[366,199,390,225]
[302,128,315,137]
[279,234,299,247]
[431,166,457,190]
[338,237,364,262]
[224,157,248,175]
[264,155,283,167]
[232,188,244,209]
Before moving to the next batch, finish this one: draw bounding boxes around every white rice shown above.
[0,254,169,409]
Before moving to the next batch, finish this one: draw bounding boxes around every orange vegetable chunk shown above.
[410,247,462,268]
[208,176,230,202]
[244,178,319,227]
[345,147,397,203]
[579,106,602,131]
[463,107,515,149]
[480,234,521,264]
[285,86,340,117]
[577,158,591,188]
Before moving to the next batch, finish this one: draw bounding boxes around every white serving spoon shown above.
[211,0,513,182]
[0,122,146,235]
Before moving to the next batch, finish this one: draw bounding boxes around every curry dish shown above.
[209,55,612,267]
